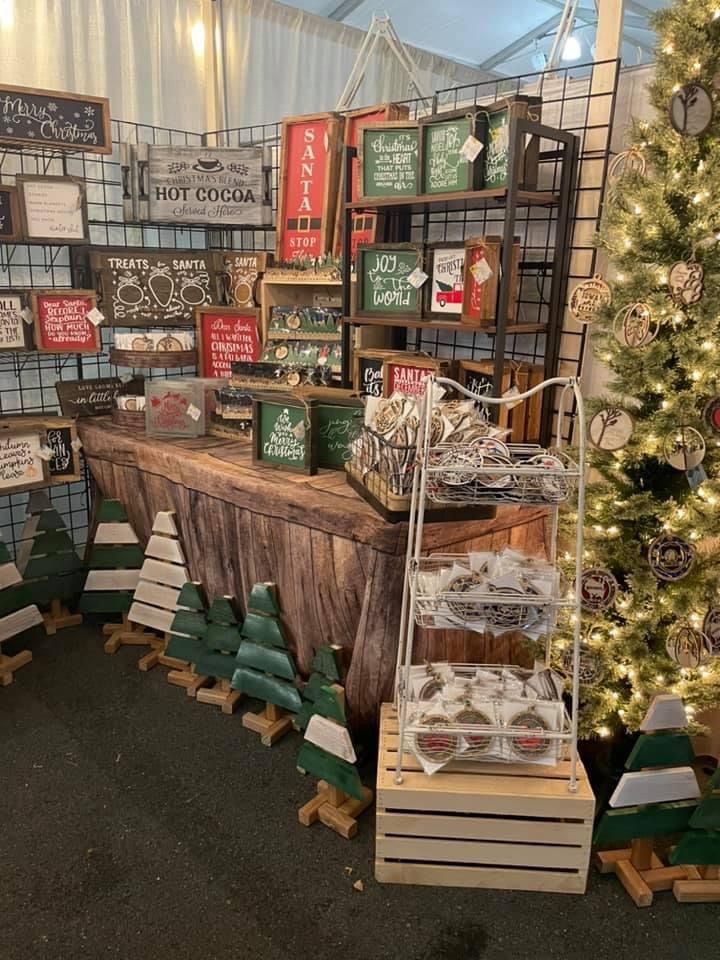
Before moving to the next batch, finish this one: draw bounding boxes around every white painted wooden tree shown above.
[0,531,43,685]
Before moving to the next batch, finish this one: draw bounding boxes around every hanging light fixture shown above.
[562,34,582,61]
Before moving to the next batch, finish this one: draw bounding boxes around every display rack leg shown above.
[0,651,32,686]
[195,678,243,714]
[298,779,373,840]
[242,702,293,745]
[43,597,82,636]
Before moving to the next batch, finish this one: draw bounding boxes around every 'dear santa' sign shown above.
[276,113,344,263]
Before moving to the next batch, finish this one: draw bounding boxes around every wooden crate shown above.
[375,704,595,894]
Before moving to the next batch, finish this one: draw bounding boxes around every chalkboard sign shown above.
[17,175,88,244]
[195,307,261,378]
[141,145,272,226]
[55,375,144,417]
[0,428,48,493]
[483,97,541,191]
[31,289,101,353]
[220,251,269,308]
[426,243,465,319]
[357,122,419,199]
[252,394,318,475]
[0,186,22,242]
[0,292,31,350]
[90,248,221,326]
[313,394,363,470]
[0,84,111,154]
[356,244,423,317]
[45,421,81,482]
[419,110,485,194]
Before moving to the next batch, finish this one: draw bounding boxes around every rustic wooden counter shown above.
[79,419,548,730]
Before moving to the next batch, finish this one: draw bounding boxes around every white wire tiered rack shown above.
[393,375,587,792]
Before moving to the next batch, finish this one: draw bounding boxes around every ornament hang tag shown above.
[613,302,659,348]
[407,267,428,289]
[569,274,612,324]
[20,307,33,325]
[292,421,306,440]
[588,407,634,451]
[666,621,711,668]
[579,568,618,612]
[470,258,492,285]
[668,259,704,306]
[460,134,483,162]
[86,307,105,327]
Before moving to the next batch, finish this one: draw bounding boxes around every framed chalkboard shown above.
[17,175,88,244]
[44,419,81,483]
[419,109,485,195]
[0,292,32,351]
[357,122,419,199]
[55,375,144,417]
[356,244,423,318]
[0,84,111,154]
[0,186,22,242]
[252,393,318,475]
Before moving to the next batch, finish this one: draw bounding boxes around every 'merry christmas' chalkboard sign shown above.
[0,84,111,154]
[356,244,423,317]
[252,394,317,475]
[357,122,419,199]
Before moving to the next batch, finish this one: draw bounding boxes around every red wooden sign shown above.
[385,361,437,398]
[195,307,260,378]
[277,112,343,263]
[30,289,101,353]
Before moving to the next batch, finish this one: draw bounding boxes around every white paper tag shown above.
[407,267,428,289]
[70,438,83,452]
[119,374,134,383]
[503,385,522,409]
[186,403,202,422]
[470,259,493,285]
[86,307,105,326]
[21,307,33,325]
[460,134,483,162]
[38,445,54,461]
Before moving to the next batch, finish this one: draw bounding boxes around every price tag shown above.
[503,385,522,409]
[460,134,483,162]
[86,307,105,326]
[407,267,428,289]
[21,307,33,325]
[38,445,54,461]
[71,438,83,452]
[186,403,202,422]
[119,374,134,383]
[470,259,493,285]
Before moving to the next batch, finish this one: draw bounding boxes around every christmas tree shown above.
[231,582,301,745]
[294,643,344,731]
[0,530,43,685]
[566,2,720,736]
[193,595,243,713]
[165,581,210,696]
[79,499,144,650]
[17,492,84,634]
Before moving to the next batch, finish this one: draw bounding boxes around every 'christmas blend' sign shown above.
[252,394,317,474]
[276,112,343,262]
[195,307,261,378]
[357,244,423,317]
[30,290,100,353]
[0,84,111,154]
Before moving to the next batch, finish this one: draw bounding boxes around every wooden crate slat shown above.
[374,861,588,894]
[375,811,590,846]
[376,835,588,870]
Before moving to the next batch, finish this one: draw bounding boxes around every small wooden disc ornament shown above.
[668,260,704,306]
[648,533,694,581]
[669,83,714,137]
[561,645,605,686]
[569,274,612,324]
[662,426,706,471]
[702,608,720,656]
[666,621,711,668]
[415,716,459,763]
[613,302,659,348]
[455,707,493,758]
[509,708,552,760]
[703,397,720,435]
[588,407,634,451]
[579,568,618,612]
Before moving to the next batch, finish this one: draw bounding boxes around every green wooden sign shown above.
[252,394,317,474]
[357,244,423,317]
[420,112,484,194]
[358,122,419,198]
[316,398,363,470]
[484,108,511,189]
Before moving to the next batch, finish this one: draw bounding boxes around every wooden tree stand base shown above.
[0,650,32,686]
[167,668,208,697]
[298,779,373,840]
[137,634,188,674]
[43,598,82,636]
[596,839,695,907]
[104,616,157,655]
[674,866,720,903]
[242,702,293,745]
[195,678,243,714]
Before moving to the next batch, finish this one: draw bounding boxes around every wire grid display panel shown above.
[407,61,620,444]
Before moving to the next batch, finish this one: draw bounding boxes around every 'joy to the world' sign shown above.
[357,244,423,317]
[0,84,111,154]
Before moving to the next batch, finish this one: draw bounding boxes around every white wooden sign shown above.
[17,175,88,243]
[640,693,688,732]
[0,294,29,350]
[0,430,47,492]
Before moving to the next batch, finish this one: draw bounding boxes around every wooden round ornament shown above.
[446,571,486,618]
[669,83,714,137]
[579,568,618,612]
[569,274,612,324]
[561,645,605,686]
[666,622,711,668]
[588,407,634,451]
[286,311,301,330]
[415,716,459,763]
[607,148,647,186]
[613,302,659,348]
[702,608,720,656]
[648,533,695,582]
[662,426,706,471]
[455,707,493,758]
[703,397,720,435]
[509,708,552,760]
[668,260,704,306]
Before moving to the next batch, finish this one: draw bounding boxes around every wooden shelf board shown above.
[347,188,558,213]
[263,275,342,285]
[344,316,547,335]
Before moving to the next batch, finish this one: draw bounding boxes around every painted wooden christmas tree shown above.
[193,594,244,714]
[0,531,43,685]
[79,499,145,651]
[594,694,701,906]
[231,582,301,745]
[17,492,83,634]
[165,581,209,697]
[669,758,720,903]
[294,643,344,731]
[297,681,373,839]
[123,510,191,671]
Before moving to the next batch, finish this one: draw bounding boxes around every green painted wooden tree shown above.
[297,684,364,800]
[670,767,720,867]
[295,643,344,731]
[165,582,210,695]
[0,530,43,685]
[232,582,301,744]
[79,499,144,633]
[193,594,243,713]
[17,492,84,633]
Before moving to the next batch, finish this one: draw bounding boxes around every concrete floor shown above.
[0,625,717,960]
